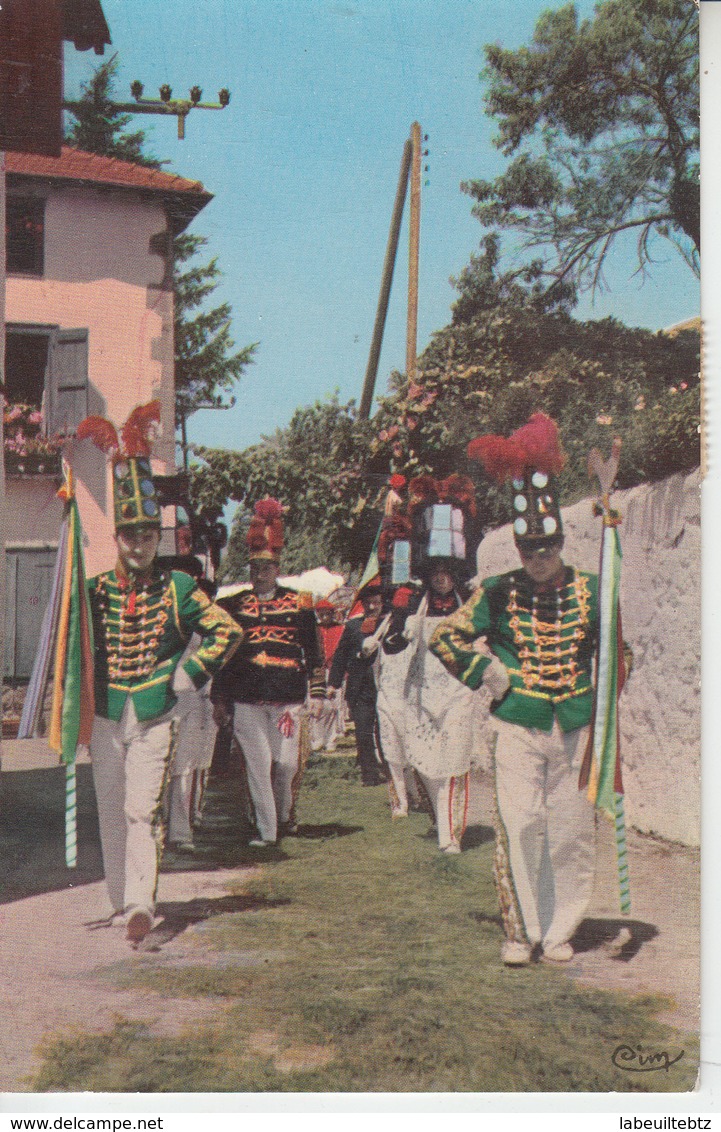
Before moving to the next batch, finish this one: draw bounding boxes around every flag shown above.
[579,506,630,913]
[18,466,94,867]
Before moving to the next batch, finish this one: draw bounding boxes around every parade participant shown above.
[310,599,345,754]
[430,413,600,966]
[165,570,220,851]
[328,578,387,787]
[78,405,242,945]
[211,499,325,845]
[379,475,478,851]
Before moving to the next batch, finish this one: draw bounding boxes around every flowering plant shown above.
[3,402,63,458]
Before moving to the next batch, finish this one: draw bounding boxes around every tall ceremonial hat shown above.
[468,412,565,545]
[246,498,285,562]
[77,402,162,530]
[407,473,477,579]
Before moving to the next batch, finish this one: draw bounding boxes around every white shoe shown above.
[501,940,532,967]
[441,842,461,854]
[248,837,274,848]
[542,941,574,964]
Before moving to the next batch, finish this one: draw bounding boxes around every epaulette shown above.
[298,591,314,610]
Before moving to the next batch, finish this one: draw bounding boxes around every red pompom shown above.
[408,475,438,505]
[76,416,119,455]
[388,473,407,490]
[254,497,284,523]
[392,586,414,609]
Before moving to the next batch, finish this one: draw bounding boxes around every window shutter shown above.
[46,328,89,435]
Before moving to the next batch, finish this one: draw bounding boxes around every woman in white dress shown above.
[380,560,475,853]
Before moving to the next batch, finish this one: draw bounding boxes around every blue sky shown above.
[64,0,699,460]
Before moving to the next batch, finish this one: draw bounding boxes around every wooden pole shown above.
[358,137,412,420]
[406,121,421,383]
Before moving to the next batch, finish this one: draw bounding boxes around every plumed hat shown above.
[468,412,565,543]
[407,473,477,578]
[246,498,284,562]
[77,402,162,530]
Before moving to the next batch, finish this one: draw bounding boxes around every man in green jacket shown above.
[83,430,241,944]
[430,414,599,967]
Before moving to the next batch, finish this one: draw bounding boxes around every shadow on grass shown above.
[293,823,363,840]
[572,917,659,961]
[144,891,292,950]
[462,823,495,850]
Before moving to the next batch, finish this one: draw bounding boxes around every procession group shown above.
[79,408,616,967]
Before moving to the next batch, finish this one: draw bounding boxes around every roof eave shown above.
[7,169,213,233]
[62,0,111,55]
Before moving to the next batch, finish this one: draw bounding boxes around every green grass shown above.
[33,756,698,1092]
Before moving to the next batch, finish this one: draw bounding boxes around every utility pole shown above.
[63,81,230,141]
[406,121,421,384]
[358,138,412,420]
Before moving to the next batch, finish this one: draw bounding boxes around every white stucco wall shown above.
[4,183,176,576]
[470,469,701,846]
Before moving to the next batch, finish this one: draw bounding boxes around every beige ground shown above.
[0,747,700,1092]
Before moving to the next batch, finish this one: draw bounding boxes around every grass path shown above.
[33,756,697,1093]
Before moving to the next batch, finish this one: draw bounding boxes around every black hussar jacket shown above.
[212,585,324,705]
[328,615,379,708]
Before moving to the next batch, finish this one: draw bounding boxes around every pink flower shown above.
[680,382,688,391]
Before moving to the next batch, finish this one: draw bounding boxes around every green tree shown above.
[64,56,162,169]
[371,239,700,529]
[173,233,257,431]
[64,57,257,446]
[192,396,384,579]
[464,0,699,298]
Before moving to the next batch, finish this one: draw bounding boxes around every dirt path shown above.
[466,769,700,1034]
[0,750,699,1092]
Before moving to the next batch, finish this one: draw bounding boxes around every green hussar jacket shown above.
[429,566,598,733]
[88,566,242,723]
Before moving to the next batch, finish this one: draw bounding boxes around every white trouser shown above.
[166,696,218,843]
[90,699,176,916]
[309,690,342,753]
[232,703,303,842]
[493,719,595,949]
[387,762,468,848]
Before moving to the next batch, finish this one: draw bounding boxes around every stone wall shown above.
[469,469,701,847]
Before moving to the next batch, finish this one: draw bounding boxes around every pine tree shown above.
[64,56,162,169]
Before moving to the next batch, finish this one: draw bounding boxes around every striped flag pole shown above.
[19,465,94,868]
[579,487,630,914]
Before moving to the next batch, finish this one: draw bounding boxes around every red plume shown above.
[510,413,565,475]
[388,473,407,491]
[121,401,161,457]
[442,474,477,516]
[468,413,565,482]
[467,435,525,481]
[76,416,119,455]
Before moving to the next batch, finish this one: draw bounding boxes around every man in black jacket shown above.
[212,500,324,845]
[329,579,387,786]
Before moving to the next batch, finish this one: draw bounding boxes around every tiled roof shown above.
[5,146,212,233]
[5,146,211,198]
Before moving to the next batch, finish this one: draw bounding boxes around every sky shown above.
[64,0,700,462]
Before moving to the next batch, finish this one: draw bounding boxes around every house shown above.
[3,146,212,680]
